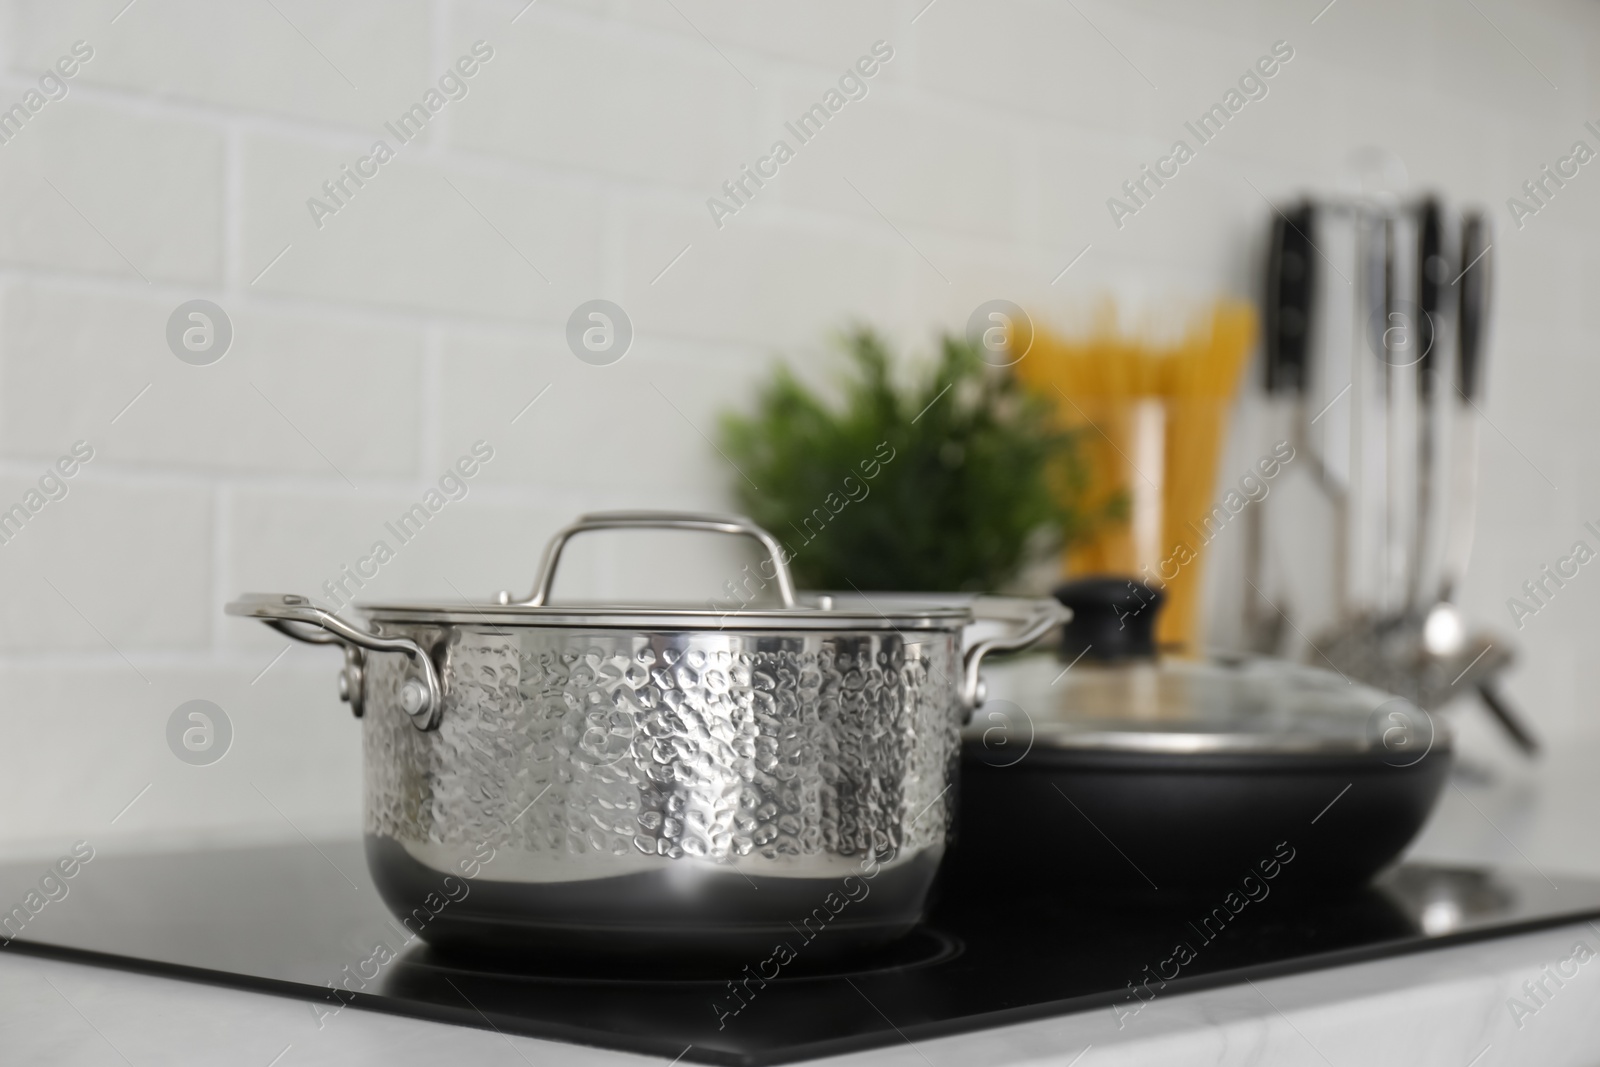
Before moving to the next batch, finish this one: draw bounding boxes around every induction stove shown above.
[3,840,1598,1066]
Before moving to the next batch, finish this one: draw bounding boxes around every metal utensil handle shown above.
[519,511,798,609]
[224,593,444,730]
[960,599,1072,711]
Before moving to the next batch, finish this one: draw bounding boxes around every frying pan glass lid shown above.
[975,654,1448,756]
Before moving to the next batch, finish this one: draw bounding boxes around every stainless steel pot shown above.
[228,511,1065,961]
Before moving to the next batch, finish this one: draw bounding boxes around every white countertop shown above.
[5,714,1599,1067]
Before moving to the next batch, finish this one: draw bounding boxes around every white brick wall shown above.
[0,0,1595,856]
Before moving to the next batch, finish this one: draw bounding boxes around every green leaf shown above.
[719,327,1119,592]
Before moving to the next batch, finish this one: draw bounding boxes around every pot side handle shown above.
[225,593,444,731]
[961,599,1072,716]
[503,510,799,609]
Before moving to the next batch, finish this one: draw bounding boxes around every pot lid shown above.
[968,653,1450,758]
[354,512,973,631]
[355,593,972,631]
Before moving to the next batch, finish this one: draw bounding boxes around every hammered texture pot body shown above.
[360,622,962,959]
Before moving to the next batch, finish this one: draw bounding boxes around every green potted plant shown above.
[719,327,1117,592]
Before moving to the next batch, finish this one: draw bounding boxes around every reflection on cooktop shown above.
[2,842,1597,1066]
[386,923,964,986]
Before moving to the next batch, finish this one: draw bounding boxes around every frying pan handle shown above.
[509,511,799,609]
[225,593,444,731]
[960,598,1072,714]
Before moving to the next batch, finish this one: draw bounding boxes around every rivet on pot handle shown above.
[961,599,1072,717]
[224,593,445,731]
[501,511,799,609]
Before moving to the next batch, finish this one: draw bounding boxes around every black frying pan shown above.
[956,746,1449,900]
[952,579,1451,899]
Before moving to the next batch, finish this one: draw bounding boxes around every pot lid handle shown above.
[506,511,798,609]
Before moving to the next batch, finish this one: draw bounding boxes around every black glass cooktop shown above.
[3,841,1598,1066]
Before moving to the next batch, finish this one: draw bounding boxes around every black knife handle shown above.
[1264,202,1316,395]
[1416,198,1444,396]
[1458,212,1491,403]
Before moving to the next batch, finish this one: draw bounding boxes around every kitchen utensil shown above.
[1349,208,1386,620]
[1412,197,1445,610]
[1251,202,1319,652]
[227,511,1067,960]
[959,578,1450,895]
[1437,211,1490,606]
[1260,198,1532,753]
[1427,213,1534,752]
[1380,212,1406,611]
[1263,203,1317,398]
[1477,680,1538,755]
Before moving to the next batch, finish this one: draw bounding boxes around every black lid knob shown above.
[1052,577,1165,662]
